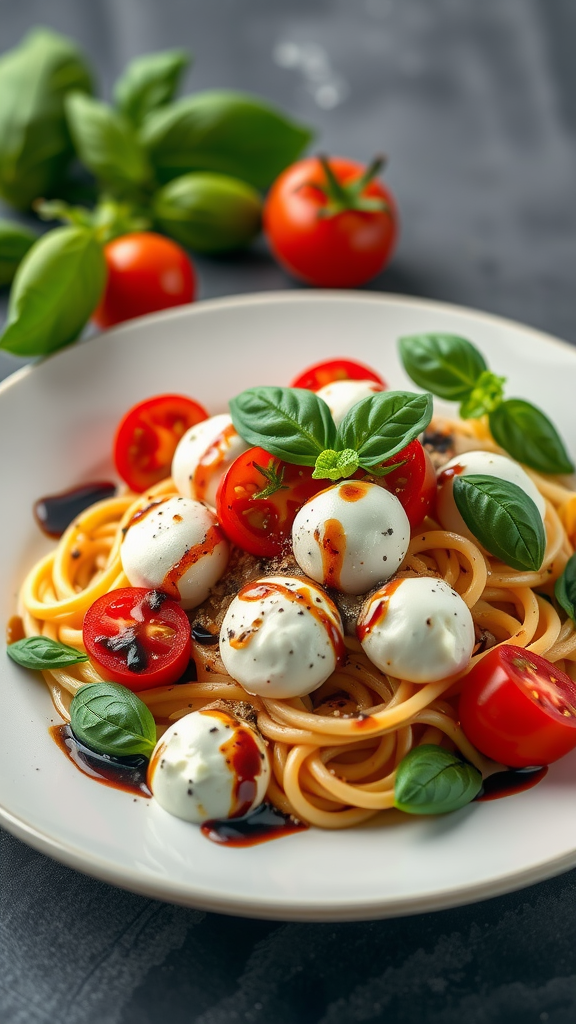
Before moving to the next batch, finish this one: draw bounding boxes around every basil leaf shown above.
[312,449,360,481]
[153,172,262,252]
[0,225,106,356]
[336,390,433,468]
[113,49,189,128]
[489,399,574,475]
[395,745,482,815]
[555,553,576,623]
[453,474,546,571]
[66,93,153,194]
[140,91,313,190]
[398,334,488,400]
[230,387,336,465]
[0,220,36,286]
[7,635,89,670]
[70,682,156,758]
[0,28,93,210]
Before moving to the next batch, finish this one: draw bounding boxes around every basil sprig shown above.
[230,387,432,480]
[0,225,106,357]
[489,399,574,475]
[70,682,157,758]
[7,636,89,670]
[555,554,576,623]
[399,333,574,475]
[394,745,482,815]
[453,475,546,571]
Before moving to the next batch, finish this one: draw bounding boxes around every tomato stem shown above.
[313,154,391,218]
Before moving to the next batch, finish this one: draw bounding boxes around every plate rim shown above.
[2,288,576,922]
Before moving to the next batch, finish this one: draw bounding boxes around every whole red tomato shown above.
[263,155,399,287]
[93,232,196,329]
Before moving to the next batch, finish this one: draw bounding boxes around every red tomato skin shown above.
[290,357,386,391]
[114,393,208,493]
[93,232,196,329]
[373,440,437,530]
[264,157,399,288]
[83,588,191,691]
[216,447,326,558]
[459,646,576,767]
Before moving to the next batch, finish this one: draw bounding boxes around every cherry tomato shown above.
[290,357,386,391]
[370,440,436,529]
[83,588,192,691]
[264,156,399,287]
[459,645,576,767]
[216,446,325,557]
[114,393,208,492]
[93,232,196,329]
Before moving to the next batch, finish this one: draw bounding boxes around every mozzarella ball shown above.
[121,495,229,609]
[219,575,345,699]
[436,450,546,543]
[316,379,384,426]
[292,481,410,595]
[358,576,475,683]
[171,413,249,508]
[148,709,270,823]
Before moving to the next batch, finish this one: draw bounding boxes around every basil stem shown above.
[70,682,157,758]
[395,744,482,815]
[139,91,314,190]
[555,554,576,623]
[7,636,89,670]
[230,386,337,465]
[489,399,574,475]
[336,390,433,468]
[0,28,93,210]
[0,225,106,357]
[453,474,546,572]
[398,333,488,400]
[113,49,190,128]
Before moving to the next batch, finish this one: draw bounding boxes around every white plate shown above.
[2,291,576,922]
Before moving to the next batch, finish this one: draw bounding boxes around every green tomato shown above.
[153,172,262,252]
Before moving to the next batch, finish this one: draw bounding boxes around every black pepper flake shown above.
[297,610,304,616]
[209,726,218,733]
[71,548,81,560]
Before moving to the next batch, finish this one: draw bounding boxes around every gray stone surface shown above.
[1,2,576,1022]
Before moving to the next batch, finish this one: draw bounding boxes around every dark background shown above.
[2,1,576,1022]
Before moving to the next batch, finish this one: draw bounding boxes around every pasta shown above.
[16,416,576,830]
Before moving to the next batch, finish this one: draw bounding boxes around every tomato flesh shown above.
[216,447,326,557]
[114,393,208,492]
[290,357,386,392]
[459,645,576,767]
[83,588,191,691]
[93,232,196,329]
[370,440,437,529]
[264,157,399,288]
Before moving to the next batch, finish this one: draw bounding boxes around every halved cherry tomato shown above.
[114,394,208,492]
[290,357,386,392]
[216,446,326,557]
[93,232,196,329]
[459,645,576,767]
[83,588,191,691]
[370,440,436,529]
